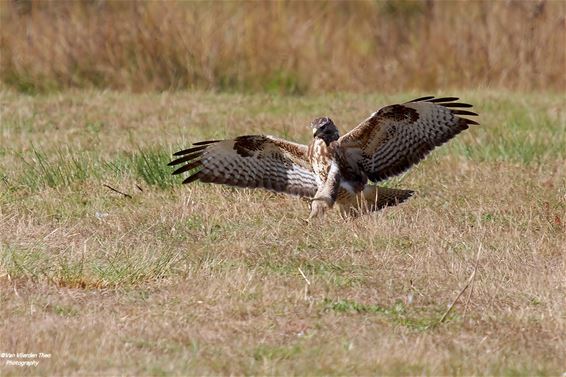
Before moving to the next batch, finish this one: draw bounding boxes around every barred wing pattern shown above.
[169,135,318,197]
[338,96,479,183]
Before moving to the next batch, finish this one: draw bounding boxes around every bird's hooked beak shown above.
[309,123,319,136]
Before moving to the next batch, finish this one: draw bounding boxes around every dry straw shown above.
[1,0,564,93]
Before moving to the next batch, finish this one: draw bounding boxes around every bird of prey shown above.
[169,96,478,219]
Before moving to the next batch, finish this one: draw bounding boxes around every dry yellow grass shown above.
[1,0,565,93]
[0,89,565,375]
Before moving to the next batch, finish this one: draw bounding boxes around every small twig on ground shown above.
[103,184,132,198]
[463,244,483,318]
[439,253,480,324]
[298,267,311,301]
[298,267,310,285]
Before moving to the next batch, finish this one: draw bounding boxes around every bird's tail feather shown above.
[337,186,414,217]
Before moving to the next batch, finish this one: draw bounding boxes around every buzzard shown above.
[169,96,478,219]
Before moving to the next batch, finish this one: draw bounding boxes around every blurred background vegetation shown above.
[0,0,564,94]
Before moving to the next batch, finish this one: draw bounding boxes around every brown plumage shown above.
[169,136,317,197]
[169,96,478,218]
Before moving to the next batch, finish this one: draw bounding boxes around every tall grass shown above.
[7,146,181,192]
[0,0,564,94]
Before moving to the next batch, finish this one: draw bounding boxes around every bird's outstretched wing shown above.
[169,135,318,197]
[338,96,479,183]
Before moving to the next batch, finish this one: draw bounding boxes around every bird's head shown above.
[311,117,339,144]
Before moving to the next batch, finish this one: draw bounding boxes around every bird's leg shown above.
[303,197,330,223]
[308,164,341,220]
[308,196,332,220]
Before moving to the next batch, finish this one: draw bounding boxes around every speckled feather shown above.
[338,97,478,183]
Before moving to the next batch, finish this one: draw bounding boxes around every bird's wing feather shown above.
[338,96,478,183]
[169,135,317,197]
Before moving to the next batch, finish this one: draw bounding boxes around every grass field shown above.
[0,90,565,375]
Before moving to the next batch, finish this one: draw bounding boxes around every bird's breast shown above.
[309,139,333,184]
